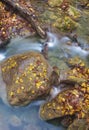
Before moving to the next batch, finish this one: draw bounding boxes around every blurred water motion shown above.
[0,54,6,61]
[0,32,89,60]
[0,99,65,130]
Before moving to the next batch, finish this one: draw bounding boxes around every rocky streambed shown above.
[0,32,89,130]
[0,0,89,130]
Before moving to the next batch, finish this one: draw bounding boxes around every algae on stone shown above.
[53,16,79,31]
[68,6,81,20]
[48,0,63,7]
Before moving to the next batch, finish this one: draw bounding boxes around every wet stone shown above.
[39,58,89,121]
[1,52,52,106]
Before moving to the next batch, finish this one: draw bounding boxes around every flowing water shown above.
[0,32,89,130]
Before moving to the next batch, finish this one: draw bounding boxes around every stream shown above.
[0,32,89,130]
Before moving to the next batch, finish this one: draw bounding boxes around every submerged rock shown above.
[1,52,52,106]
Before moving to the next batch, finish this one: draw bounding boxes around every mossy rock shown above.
[68,6,81,20]
[53,16,79,31]
[40,59,89,120]
[42,10,58,21]
[1,52,52,106]
[48,0,63,7]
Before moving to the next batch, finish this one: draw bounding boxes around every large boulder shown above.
[1,52,52,106]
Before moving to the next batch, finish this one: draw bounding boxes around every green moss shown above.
[48,0,62,7]
[68,6,81,20]
[53,16,79,31]
[42,11,58,21]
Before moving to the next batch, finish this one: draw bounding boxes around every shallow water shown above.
[0,32,89,63]
[0,99,65,130]
[0,32,89,130]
